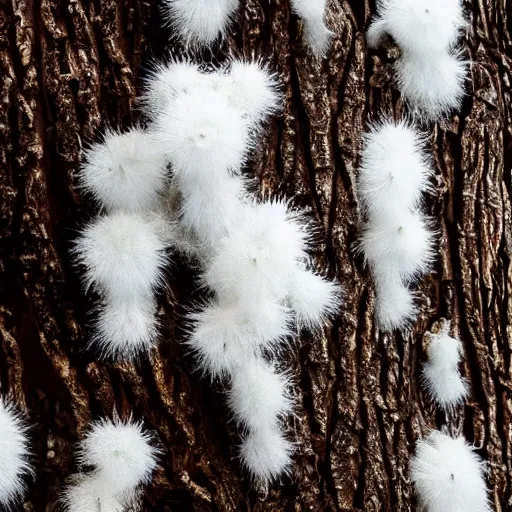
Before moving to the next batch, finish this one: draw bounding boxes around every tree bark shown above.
[0,0,511,510]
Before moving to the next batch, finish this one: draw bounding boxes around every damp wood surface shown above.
[0,0,511,510]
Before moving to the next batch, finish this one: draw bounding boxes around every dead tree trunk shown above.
[0,0,511,510]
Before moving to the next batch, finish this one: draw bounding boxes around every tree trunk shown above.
[1,0,511,510]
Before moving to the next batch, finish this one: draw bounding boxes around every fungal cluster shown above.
[356,119,434,331]
[74,211,170,359]
[0,1,335,505]
[405,320,487,512]
[64,0,340,499]
[361,3,491,511]
[61,417,158,510]
[367,0,467,120]
[73,57,341,485]
[163,0,332,56]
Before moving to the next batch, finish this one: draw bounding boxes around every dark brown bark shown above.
[0,0,511,510]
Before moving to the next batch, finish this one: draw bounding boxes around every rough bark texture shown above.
[0,0,511,510]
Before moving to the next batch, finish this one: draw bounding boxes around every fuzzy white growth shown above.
[367,0,467,119]
[233,363,294,483]
[395,52,467,121]
[190,197,341,376]
[228,361,292,430]
[359,211,435,283]
[162,0,239,46]
[73,53,339,486]
[79,128,168,213]
[77,417,158,495]
[410,430,490,512]
[422,322,469,411]
[226,60,282,128]
[366,0,465,53]
[240,427,293,483]
[74,213,168,359]
[357,120,432,216]
[186,197,340,483]
[287,267,342,330]
[93,298,159,359]
[374,273,417,331]
[144,58,281,131]
[178,174,247,255]
[204,200,310,303]
[62,417,155,510]
[154,88,249,180]
[186,299,291,378]
[0,400,32,506]
[74,213,167,301]
[139,59,203,119]
[357,119,435,331]
[61,475,124,512]
[291,0,333,56]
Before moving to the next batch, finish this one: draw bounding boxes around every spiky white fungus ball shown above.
[162,0,240,47]
[186,299,291,378]
[359,211,434,284]
[93,297,159,359]
[226,60,282,128]
[0,400,32,507]
[74,213,168,301]
[139,59,203,119]
[154,88,249,180]
[77,417,158,495]
[240,426,293,484]
[287,267,341,330]
[374,272,417,331]
[410,430,491,512]
[79,128,168,213]
[395,51,467,121]
[357,120,432,216]
[61,475,124,512]
[422,322,468,411]
[203,200,310,304]
[367,0,465,54]
[291,0,333,56]
[228,361,292,430]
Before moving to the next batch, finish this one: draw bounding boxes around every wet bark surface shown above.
[0,0,511,510]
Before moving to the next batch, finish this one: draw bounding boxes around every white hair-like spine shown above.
[356,119,435,331]
[73,212,171,359]
[78,127,169,213]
